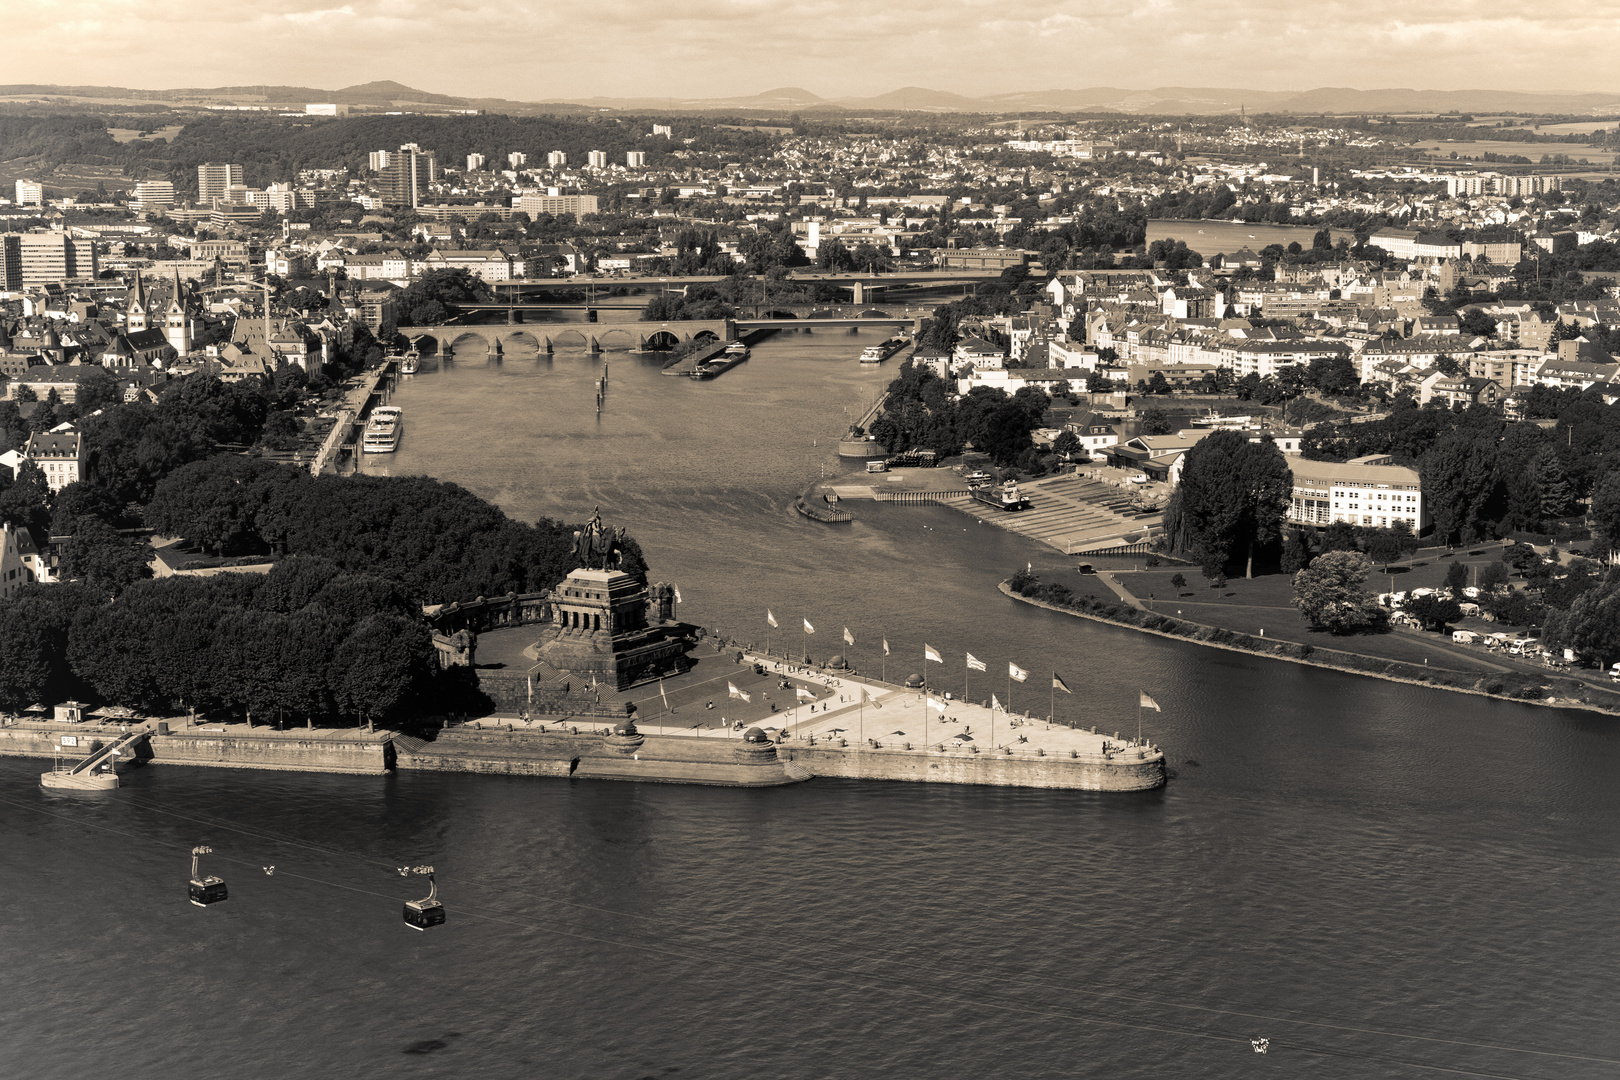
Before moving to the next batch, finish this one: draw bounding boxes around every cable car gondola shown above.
[401,865,444,931]
[188,845,228,907]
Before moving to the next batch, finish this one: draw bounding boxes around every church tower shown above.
[165,266,191,355]
[127,269,148,334]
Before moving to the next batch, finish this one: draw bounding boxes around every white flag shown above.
[991,694,1003,711]
[843,626,855,646]
[729,682,751,703]
[767,609,778,628]
[927,695,947,711]
[796,687,816,701]
[804,618,816,634]
[1009,662,1028,683]
[966,652,986,672]
[924,644,943,664]
[674,584,683,604]
[1139,692,1161,712]
[864,687,882,709]
[660,680,669,709]
[882,638,890,656]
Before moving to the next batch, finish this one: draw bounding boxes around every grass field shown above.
[1410,139,1616,164]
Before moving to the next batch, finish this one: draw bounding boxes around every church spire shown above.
[128,268,148,333]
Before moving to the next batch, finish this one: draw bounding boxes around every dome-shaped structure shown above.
[904,673,924,688]
[828,654,849,670]
[742,726,768,744]
[611,720,638,737]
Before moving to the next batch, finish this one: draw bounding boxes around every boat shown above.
[363,406,403,453]
[399,346,420,375]
[795,497,853,523]
[859,336,908,364]
[724,341,750,359]
[971,479,1029,511]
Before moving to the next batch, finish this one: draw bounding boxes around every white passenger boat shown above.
[363,406,403,453]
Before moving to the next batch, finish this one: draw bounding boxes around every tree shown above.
[1444,559,1469,597]
[1162,432,1293,578]
[1139,408,1174,436]
[57,515,153,595]
[1479,560,1510,592]
[1403,593,1463,631]
[1504,542,1541,578]
[1591,471,1620,551]
[1170,572,1188,591]
[1422,430,1499,545]
[1293,550,1387,634]
[1544,574,1620,665]
[1366,529,1403,569]
[334,614,434,730]
[395,269,490,326]
[1052,430,1080,459]
[1459,308,1497,337]
[1530,446,1574,521]
[1280,529,1312,574]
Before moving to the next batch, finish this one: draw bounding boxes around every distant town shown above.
[3,94,1620,698]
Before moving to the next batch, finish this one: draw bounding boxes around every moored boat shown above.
[363,406,403,453]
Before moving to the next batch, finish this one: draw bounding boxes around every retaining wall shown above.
[785,744,1165,791]
[146,730,392,775]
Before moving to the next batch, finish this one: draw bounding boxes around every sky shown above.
[7,0,1618,101]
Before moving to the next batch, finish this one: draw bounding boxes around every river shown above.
[3,330,1618,1079]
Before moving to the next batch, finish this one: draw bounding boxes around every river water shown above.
[4,332,1619,1079]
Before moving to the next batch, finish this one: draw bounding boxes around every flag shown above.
[864,686,882,709]
[674,584,683,604]
[1009,662,1028,683]
[927,695,947,711]
[924,644,943,664]
[1053,672,1072,694]
[660,679,670,709]
[1139,692,1161,712]
[729,682,752,703]
[966,652,986,672]
[844,626,855,646]
[1027,562,1032,573]
[796,687,816,702]
[991,694,1003,711]
[767,610,778,628]
[882,638,890,656]
[804,618,816,634]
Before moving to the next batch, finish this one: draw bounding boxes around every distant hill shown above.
[3,81,1619,117]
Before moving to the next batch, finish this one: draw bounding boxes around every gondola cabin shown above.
[189,876,228,907]
[403,897,445,931]
[402,866,444,930]
[188,845,227,906]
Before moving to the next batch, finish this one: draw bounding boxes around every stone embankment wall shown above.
[0,722,393,775]
[146,731,392,775]
[785,745,1165,791]
[394,727,800,787]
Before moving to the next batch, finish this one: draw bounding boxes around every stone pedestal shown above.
[535,568,688,690]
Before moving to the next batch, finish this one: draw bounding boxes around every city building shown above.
[587,151,608,169]
[652,124,673,138]
[0,523,30,601]
[1286,455,1427,532]
[131,180,176,212]
[197,163,244,207]
[379,147,437,208]
[368,150,393,172]
[17,231,98,286]
[0,234,21,291]
[547,151,567,168]
[626,151,646,168]
[515,192,600,218]
[15,180,43,207]
[23,427,86,492]
[467,153,486,171]
[508,152,527,168]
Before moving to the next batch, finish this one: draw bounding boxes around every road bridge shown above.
[487,268,1006,304]
[401,310,923,359]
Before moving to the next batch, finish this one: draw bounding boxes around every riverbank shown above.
[999,578,1620,715]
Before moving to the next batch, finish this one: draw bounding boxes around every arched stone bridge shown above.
[400,309,922,359]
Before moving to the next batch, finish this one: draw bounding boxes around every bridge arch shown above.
[550,329,591,351]
[643,330,681,350]
[596,328,637,351]
[408,334,441,357]
[762,310,798,320]
[691,328,720,344]
[445,331,490,356]
[858,308,893,319]
[502,330,543,354]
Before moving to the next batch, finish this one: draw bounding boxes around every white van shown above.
[1452,630,1478,644]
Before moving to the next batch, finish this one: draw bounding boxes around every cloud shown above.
[3,0,1616,99]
